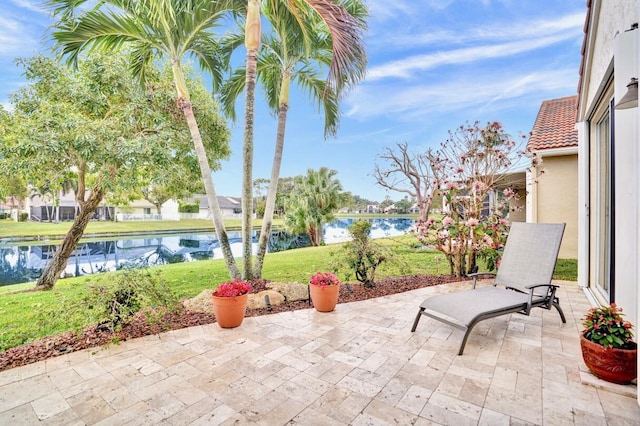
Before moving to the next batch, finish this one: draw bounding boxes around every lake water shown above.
[0,217,414,285]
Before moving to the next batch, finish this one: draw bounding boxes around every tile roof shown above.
[527,95,579,151]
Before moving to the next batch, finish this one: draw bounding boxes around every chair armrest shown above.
[523,283,559,314]
[467,272,496,289]
[524,283,559,290]
[525,283,559,297]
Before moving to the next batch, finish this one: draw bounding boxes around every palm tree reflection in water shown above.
[0,218,413,285]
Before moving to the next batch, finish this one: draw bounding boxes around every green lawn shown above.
[0,218,221,239]
[0,232,577,353]
[0,215,410,239]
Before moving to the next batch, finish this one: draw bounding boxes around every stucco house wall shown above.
[576,1,638,403]
[526,95,579,259]
[534,155,579,259]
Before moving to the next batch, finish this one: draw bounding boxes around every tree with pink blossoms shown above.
[413,121,541,277]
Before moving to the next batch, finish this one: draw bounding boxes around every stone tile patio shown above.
[0,280,638,425]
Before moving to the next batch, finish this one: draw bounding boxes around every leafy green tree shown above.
[284,167,342,246]
[395,197,412,214]
[141,186,174,215]
[29,183,56,223]
[0,175,28,211]
[46,0,245,279]
[276,176,296,215]
[235,0,367,278]
[379,196,394,211]
[253,178,270,218]
[0,53,229,290]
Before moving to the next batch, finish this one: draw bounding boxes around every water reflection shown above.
[322,217,413,243]
[0,217,413,286]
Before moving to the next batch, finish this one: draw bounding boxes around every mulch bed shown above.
[0,274,469,372]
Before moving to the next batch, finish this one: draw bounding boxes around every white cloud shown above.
[10,0,47,13]
[0,3,47,58]
[365,1,408,19]
[0,19,39,56]
[345,68,577,121]
[367,33,576,80]
[375,12,584,49]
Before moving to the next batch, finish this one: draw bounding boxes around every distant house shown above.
[383,204,397,214]
[440,172,527,221]
[27,191,179,222]
[27,192,114,222]
[187,195,243,219]
[365,203,380,214]
[526,95,579,259]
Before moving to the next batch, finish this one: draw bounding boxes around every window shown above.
[592,99,615,302]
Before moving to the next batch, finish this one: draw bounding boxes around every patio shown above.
[0,280,638,425]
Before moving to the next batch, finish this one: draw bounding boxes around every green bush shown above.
[76,269,180,331]
[18,212,28,222]
[178,203,199,213]
[0,212,8,220]
[331,221,402,288]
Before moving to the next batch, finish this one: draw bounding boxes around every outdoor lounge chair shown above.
[411,222,566,355]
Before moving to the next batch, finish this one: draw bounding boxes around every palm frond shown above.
[218,68,247,122]
[295,69,339,138]
[298,0,367,93]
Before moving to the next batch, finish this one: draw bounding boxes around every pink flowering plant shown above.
[309,271,342,287]
[213,279,252,298]
[582,303,635,349]
[415,183,514,277]
[412,121,538,277]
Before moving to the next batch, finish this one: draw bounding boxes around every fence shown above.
[115,213,179,222]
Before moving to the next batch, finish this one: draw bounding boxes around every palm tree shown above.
[223,0,367,278]
[46,0,244,278]
[284,167,343,246]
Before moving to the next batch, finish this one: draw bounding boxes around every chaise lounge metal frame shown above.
[411,222,567,355]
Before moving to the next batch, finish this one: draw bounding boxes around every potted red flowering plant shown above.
[309,271,341,312]
[580,303,637,384]
[211,279,252,328]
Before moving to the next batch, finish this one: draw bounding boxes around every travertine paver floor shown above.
[0,280,638,425]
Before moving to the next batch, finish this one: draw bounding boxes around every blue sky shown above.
[0,0,586,202]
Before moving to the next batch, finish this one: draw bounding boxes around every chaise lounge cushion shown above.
[419,286,545,328]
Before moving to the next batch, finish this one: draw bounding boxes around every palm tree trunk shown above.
[241,48,258,279]
[179,98,240,279]
[241,0,261,280]
[34,188,104,290]
[253,93,289,278]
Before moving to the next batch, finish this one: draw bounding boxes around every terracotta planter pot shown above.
[211,293,249,328]
[309,284,340,312]
[580,334,637,384]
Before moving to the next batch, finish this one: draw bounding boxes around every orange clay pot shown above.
[211,293,249,328]
[580,334,637,384]
[309,284,340,312]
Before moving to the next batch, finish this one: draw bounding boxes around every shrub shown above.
[331,221,393,288]
[18,212,28,222]
[0,212,8,220]
[178,202,199,213]
[80,269,180,331]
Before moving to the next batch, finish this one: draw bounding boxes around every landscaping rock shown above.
[266,281,309,302]
[247,290,285,310]
[183,289,214,314]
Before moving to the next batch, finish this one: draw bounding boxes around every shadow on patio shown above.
[0,280,638,424]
